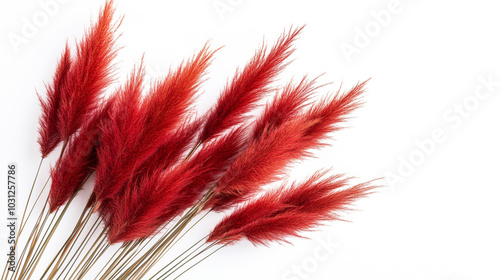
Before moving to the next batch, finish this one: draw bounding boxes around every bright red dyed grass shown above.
[38,43,72,158]
[208,80,368,211]
[48,97,115,212]
[106,127,246,243]
[56,0,119,142]
[197,27,303,144]
[38,0,119,158]
[208,171,374,245]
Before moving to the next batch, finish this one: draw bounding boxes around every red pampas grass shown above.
[134,44,215,166]
[208,80,367,211]
[38,0,119,158]
[20,5,377,277]
[38,43,72,157]
[135,118,203,177]
[56,0,119,142]
[48,97,114,212]
[197,27,303,144]
[106,127,245,243]
[251,76,316,139]
[208,172,374,245]
[94,46,214,208]
[93,63,145,206]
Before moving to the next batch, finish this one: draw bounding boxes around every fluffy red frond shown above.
[38,43,72,157]
[208,80,368,211]
[94,46,214,207]
[299,80,368,145]
[208,120,312,211]
[133,44,215,165]
[48,97,115,212]
[57,0,119,141]
[106,128,245,243]
[208,172,374,246]
[136,118,203,177]
[251,76,316,139]
[93,64,145,204]
[197,26,303,144]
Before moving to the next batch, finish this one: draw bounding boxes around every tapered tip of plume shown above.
[207,171,376,246]
[38,43,72,158]
[197,26,304,144]
[48,97,115,212]
[56,0,120,141]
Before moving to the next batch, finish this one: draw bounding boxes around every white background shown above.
[1,1,500,280]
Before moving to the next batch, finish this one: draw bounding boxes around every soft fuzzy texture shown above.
[56,0,119,142]
[106,128,245,243]
[197,27,303,144]
[251,77,316,139]
[208,171,374,245]
[38,43,72,158]
[93,63,145,206]
[132,44,215,171]
[208,80,367,211]
[48,97,115,212]
[135,118,203,178]
[94,46,214,213]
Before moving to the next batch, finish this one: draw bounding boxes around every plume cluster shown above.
[93,46,215,212]
[207,80,367,211]
[38,0,119,158]
[48,97,114,212]
[197,27,302,144]
[208,172,374,245]
[34,4,375,278]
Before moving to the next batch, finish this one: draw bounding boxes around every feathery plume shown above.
[209,80,367,210]
[57,0,119,141]
[38,43,72,157]
[106,128,245,243]
[208,172,374,245]
[94,46,214,207]
[135,118,203,177]
[197,26,303,144]
[48,97,115,212]
[251,76,316,139]
[93,63,145,206]
[135,44,215,165]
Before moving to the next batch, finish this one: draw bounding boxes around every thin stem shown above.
[67,228,104,280]
[15,199,49,280]
[171,244,227,280]
[95,243,126,280]
[21,192,74,280]
[18,158,43,235]
[148,211,211,280]
[149,236,207,280]
[184,141,201,161]
[58,218,101,280]
[20,208,58,278]
[118,191,213,280]
[1,158,43,280]
[161,243,217,280]
[68,226,107,280]
[44,187,93,279]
